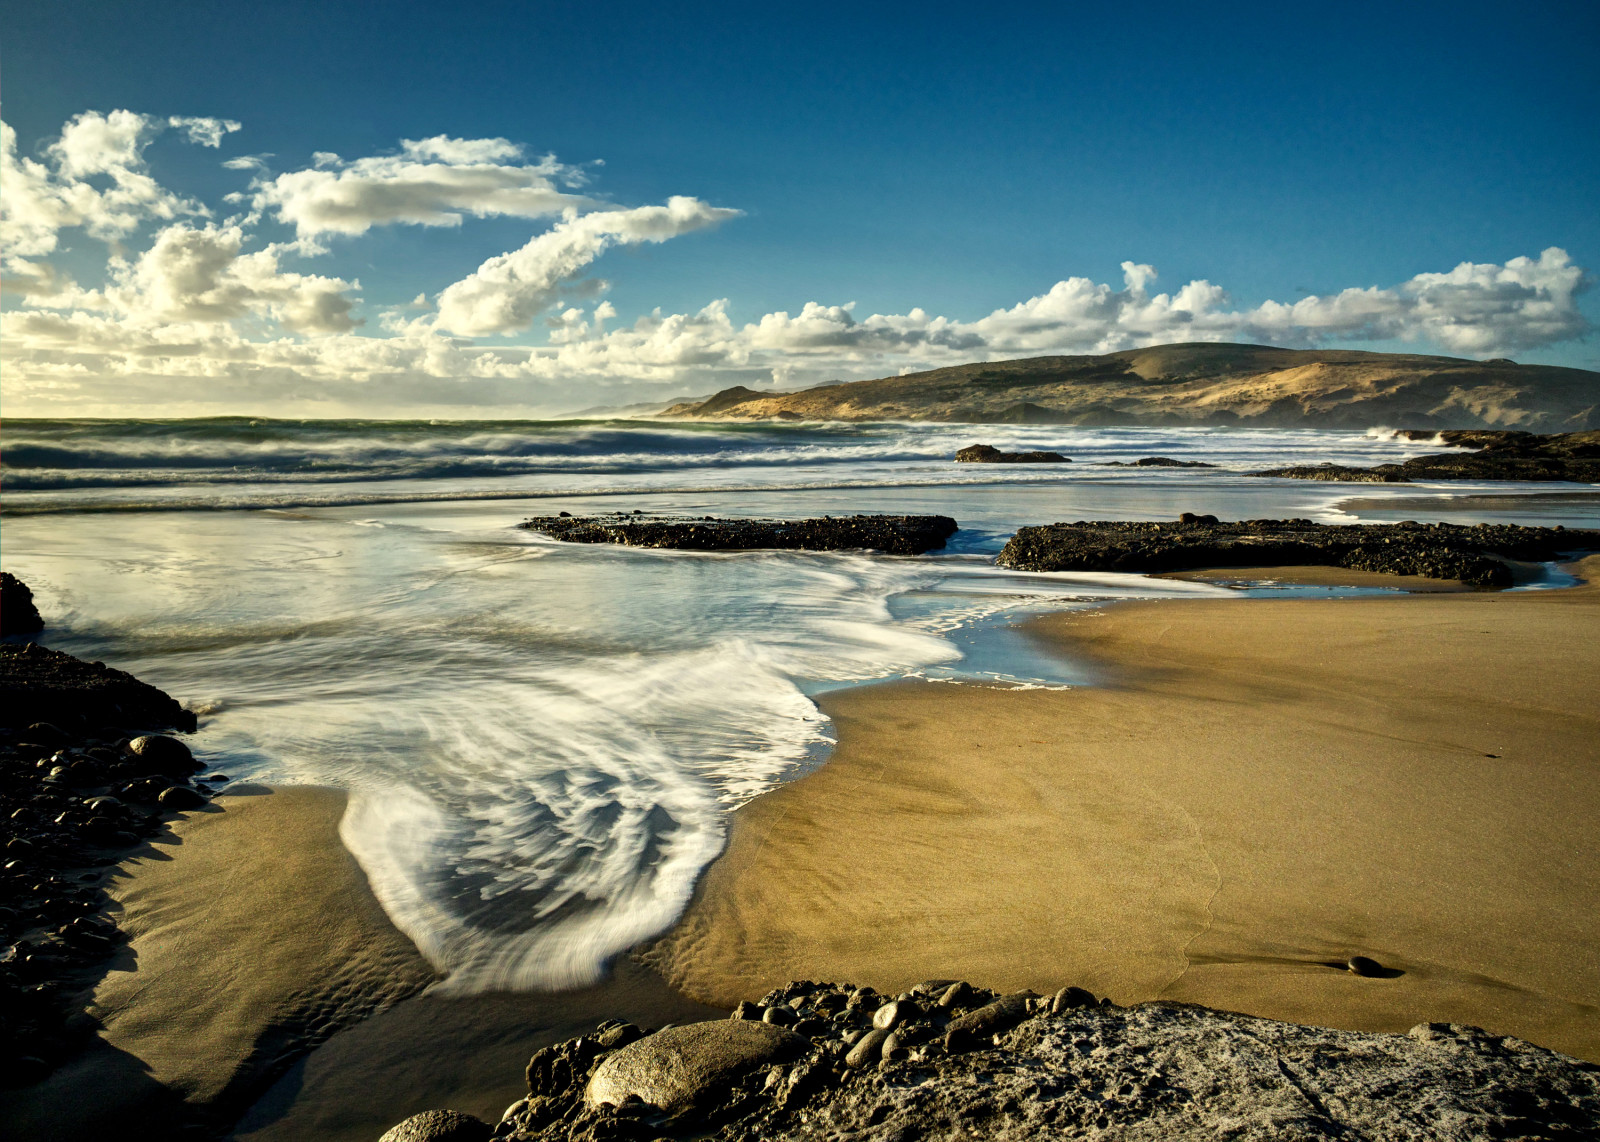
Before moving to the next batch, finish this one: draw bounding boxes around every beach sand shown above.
[647,558,1600,1062]
[1,786,436,1140]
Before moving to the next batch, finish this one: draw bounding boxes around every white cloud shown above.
[249,137,595,237]
[433,197,742,337]
[2,108,1591,417]
[168,116,242,148]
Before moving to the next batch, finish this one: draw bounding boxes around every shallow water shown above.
[4,419,1595,991]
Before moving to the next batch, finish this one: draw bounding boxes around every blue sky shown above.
[3,0,1597,415]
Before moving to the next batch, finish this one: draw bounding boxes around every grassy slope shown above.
[659,343,1600,429]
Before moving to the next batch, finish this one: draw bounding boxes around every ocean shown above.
[4,417,1596,992]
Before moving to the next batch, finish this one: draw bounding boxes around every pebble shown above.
[1347,955,1385,978]
[872,998,917,1030]
[157,785,208,810]
[845,1028,892,1068]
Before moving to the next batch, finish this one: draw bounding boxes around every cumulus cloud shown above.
[433,197,742,337]
[2,107,1592,417]
[248,136,596,237]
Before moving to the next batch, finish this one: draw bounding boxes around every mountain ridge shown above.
[658,343,1600,430]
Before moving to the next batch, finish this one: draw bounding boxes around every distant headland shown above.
[659,343,1600,430]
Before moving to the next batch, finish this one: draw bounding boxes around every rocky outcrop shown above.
[0,646,212,1088]
[394,978,1600,1141]
[1104,456,1217,468]
[954,444,1070,463]
[520,514,959,555]
[656,344,1600,429]
[1,573,44,636]
[1254,429,1600,483]
[994,518,1600,588]
[0,641,198,732]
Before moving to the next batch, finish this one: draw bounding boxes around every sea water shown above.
[4,419,1596,991]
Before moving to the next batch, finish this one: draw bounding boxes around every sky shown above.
[2,0,1597,417]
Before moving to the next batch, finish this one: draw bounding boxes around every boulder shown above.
[955,444,1070,463]
[585,1020,806,1111]
[378,1109,491,1141]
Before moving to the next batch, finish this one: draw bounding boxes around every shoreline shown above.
[645,556,1600,1063]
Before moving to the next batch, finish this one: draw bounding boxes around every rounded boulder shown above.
[585,1020,806,1112]
[377,1109,491,1142]
[126,735,198,776]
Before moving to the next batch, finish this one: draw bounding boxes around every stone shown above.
[938,981,977,1009]
[955,444,1071,464]
[126,734,198,775]
[158,785,208,810]
[762,1004,797,1026]
[1,572,44,636]
[377,1109,492,1141]
[585,1020,806,1111]
[520,514,958,556]
[947,992,1035,1038]
[1050,986,1097,1013]
[1347,955,1384,977]
[845,1028,892,1068]
[872,999,916,1030]
[731,1000,763,1021]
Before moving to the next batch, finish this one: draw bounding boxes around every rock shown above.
[585,1020,806,1111]
[731,1000,763,1021]
[871,998,916,1030]
[996,518,1600,589]
[520,514,958,555]
[157,785,208,810]
[1105,456,1216,467]
[947,992,1035,1038]
[844,1028,892,1068]
[761,1003,797,1026]
[377,1109,492,1141]
[0,644,197,732]
[126,734,198,776]
[1050,986,1097,1013]
[955,444,1070,463]
[1,572,44,635]
[1255,429,1600,483]
[1347,955,1384,977]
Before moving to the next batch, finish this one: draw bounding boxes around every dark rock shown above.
[845,1027,892,1068]
[955,444,1070,463]
[158,785,208,811]
[378,1109,492,1141]
[520,514,958,555]
[586,1020,807,1111]
[1,573,44,636]
[761,1004,797,1027]
[0,643,196,732]
[1254,428,1600,483]
[1105,456,1217,467]
[1347,955,1385,977]
[126,734,199,776]
[485,984,1600,1141]
[731,1000,763,1021]
[997,518,1600,588]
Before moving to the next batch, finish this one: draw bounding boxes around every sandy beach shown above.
[0,786,436,1140]
[648,557,1600,1062]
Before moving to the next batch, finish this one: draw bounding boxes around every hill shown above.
[658,344,1600,430]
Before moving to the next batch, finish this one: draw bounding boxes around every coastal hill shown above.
[659,343,1600,430]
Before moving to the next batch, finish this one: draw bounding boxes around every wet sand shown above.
[647,557,1600,1062]
[1,786,436,1140]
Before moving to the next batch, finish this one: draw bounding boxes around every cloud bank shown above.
[1,108,1591,415]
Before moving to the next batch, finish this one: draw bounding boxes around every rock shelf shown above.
[995,518,1600,588]
[1253,429,1600,483]
[380,978,1600,1141]
[520,514,959,555]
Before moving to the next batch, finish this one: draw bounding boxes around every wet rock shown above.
[377,1109,492,1141]
[585,1020,806,1111]
[520,514,958,555]
[1,573,44,636]
[1256,428,1600,483]
[997,518,1600,588]
[126,734,199,776]
[1105,456,1216,467]
[762,1003,797,1027]
[0,643,197,732]
[158,785,208,811]
[1347,955,1385,977]
[955,444,1070,464]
